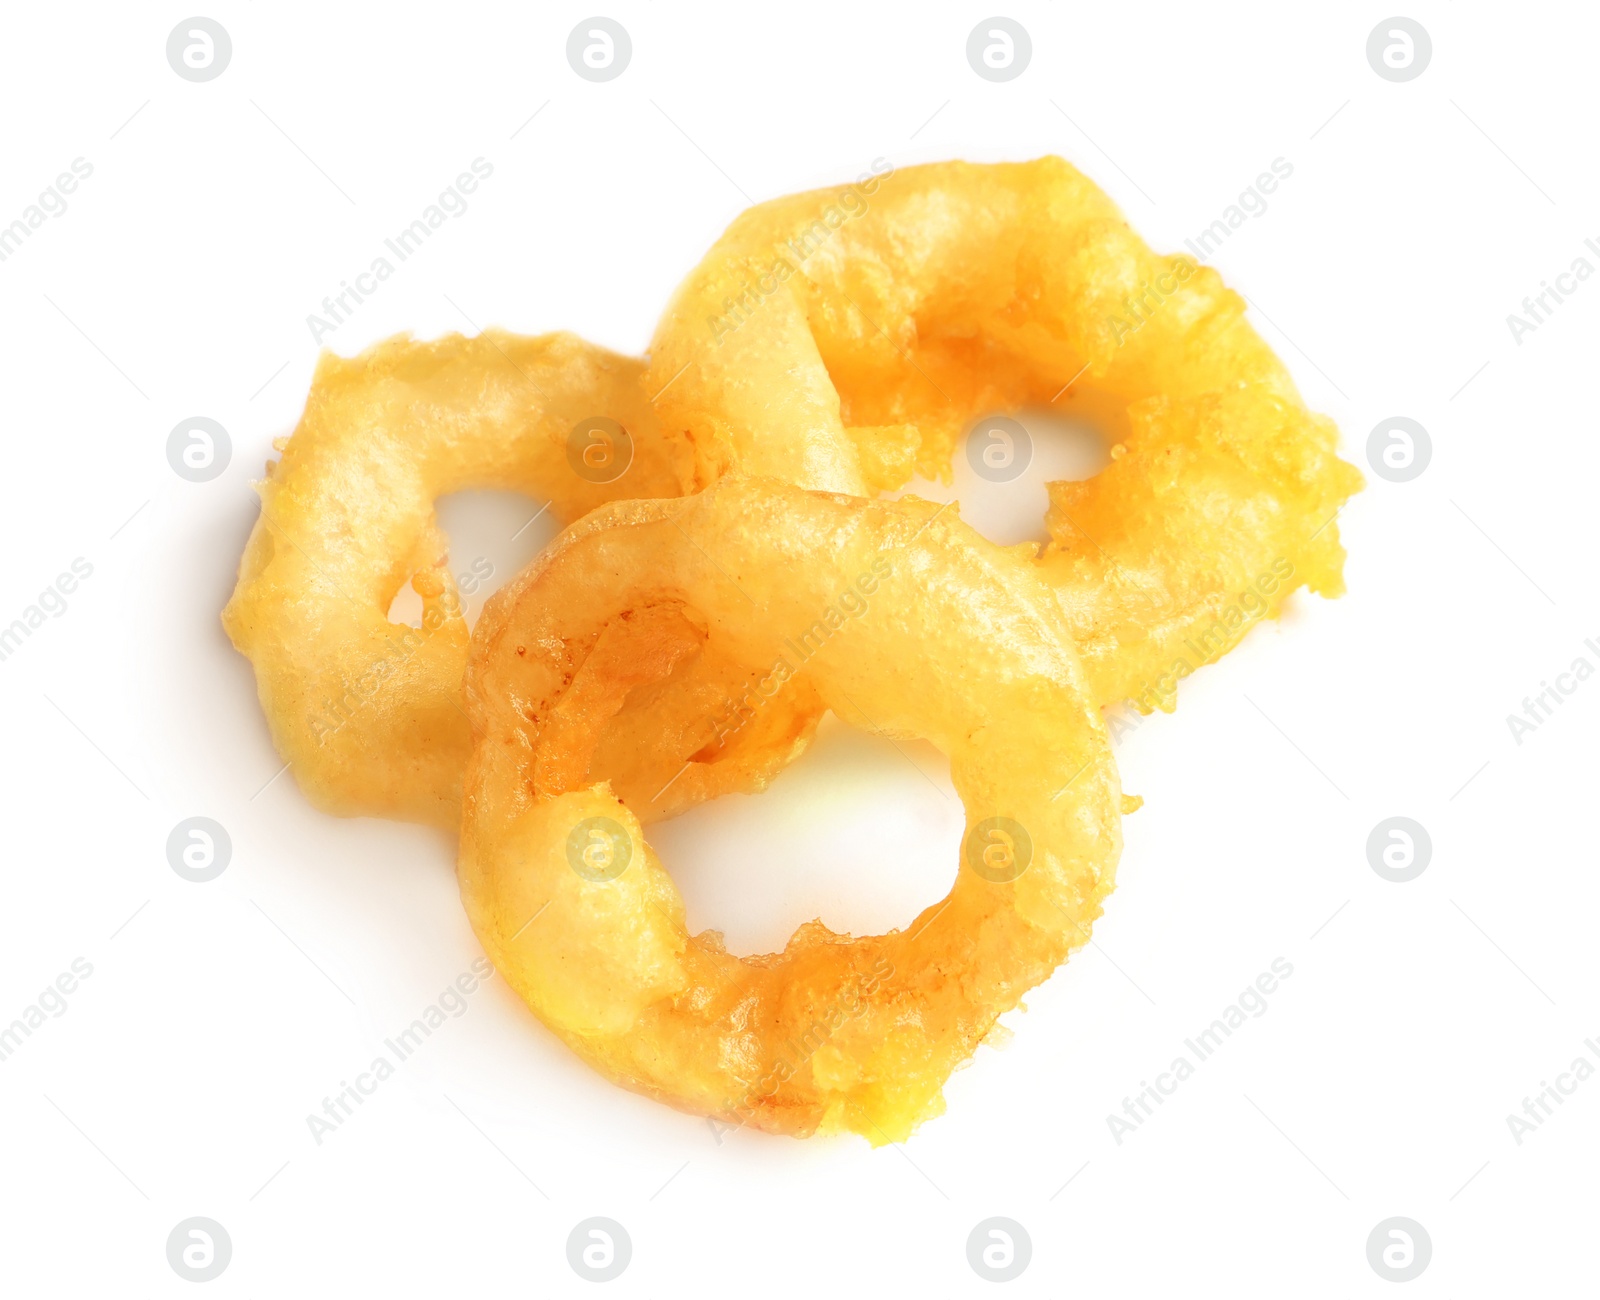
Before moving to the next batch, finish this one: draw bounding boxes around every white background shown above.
[1,1,1595,1294]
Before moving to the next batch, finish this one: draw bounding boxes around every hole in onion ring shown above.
[650,714,963,958]
[387,488,560,630]
[895,406,1109,547]
[459,478,1124,1139]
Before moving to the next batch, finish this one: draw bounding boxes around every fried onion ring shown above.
[647,157,1362,710]
[458,477,1122,1141]
[224,330,818,828]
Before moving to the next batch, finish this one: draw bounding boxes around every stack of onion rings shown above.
[222,329,817,827]
[225,157,1360,1140]
[647,157,1361,709]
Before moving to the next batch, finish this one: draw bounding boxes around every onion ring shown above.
[647,157,1362,709]
[224,330,817,827]
[458,477,1122,1141]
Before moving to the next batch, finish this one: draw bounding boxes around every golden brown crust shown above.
[459,478,1121,1142]
[648,157,1363,710]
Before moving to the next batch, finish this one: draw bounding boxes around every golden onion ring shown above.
[647,157,1362,709]
[459,477,1122,1141]
[224,330,818,827]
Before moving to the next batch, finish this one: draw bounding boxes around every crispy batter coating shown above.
[459,478,1122,1141]
[223,331,816,827]
[220,158,1359,1144]
[648,157,1362,709]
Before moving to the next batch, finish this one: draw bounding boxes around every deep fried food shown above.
[223,330,817,827]
[458,477,1122,1141]
[220,154,1361,1145]
[647,157,1362,709]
